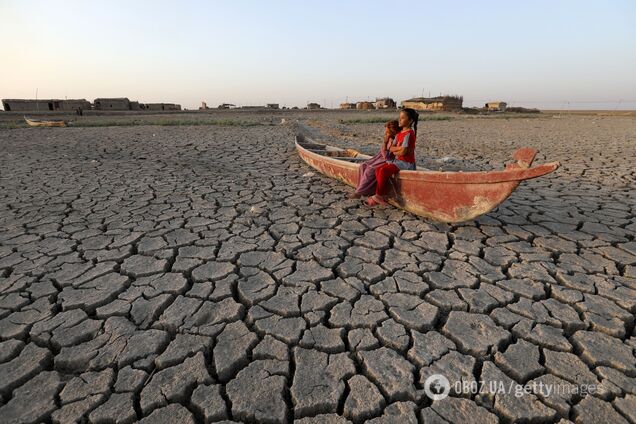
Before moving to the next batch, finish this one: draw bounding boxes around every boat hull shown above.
[295,135,559,223]
[25,118,67,128]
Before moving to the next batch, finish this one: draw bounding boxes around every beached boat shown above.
[24,117,67,127]
[295,134,560,223]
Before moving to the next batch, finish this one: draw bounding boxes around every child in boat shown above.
[348,120,400,199]
[366,108,419,206]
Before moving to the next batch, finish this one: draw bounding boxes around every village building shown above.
[3,97,182,112]
[2,98,92,112]
[94,98,132,110]
[307,102,321,110]
[485,101,507,112]
[2,99,52,112]
[375,97,396,109]
[401,96,463,111]
[130,101,146,111]
[218,103,236,109]
[356,101,375,110]
[61,99,92,111]
[266,103,279,109]
[339,102,356,110]
[145,103,182,111]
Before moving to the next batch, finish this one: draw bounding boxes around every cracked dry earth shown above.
[0,116,635,424]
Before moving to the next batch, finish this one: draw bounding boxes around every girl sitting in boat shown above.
[366,108,419,206]
[348,120,400,199]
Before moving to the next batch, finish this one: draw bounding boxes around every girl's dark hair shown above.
[401,107,419,136]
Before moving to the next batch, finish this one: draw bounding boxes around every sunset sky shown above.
[1,0,635,109]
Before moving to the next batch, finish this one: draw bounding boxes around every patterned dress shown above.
[355,137,394,196]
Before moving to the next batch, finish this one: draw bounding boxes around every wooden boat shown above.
[24,117,67,127]
[295,134,560,223]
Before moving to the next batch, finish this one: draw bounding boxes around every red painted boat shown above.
[295,134,560,223]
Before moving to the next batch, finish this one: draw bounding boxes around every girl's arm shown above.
[385,136,396,151]
[390,132,411,156]
[389,145,408,155]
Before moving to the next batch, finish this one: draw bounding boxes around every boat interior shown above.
[297,140,370,162]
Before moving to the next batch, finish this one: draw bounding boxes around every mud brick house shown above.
[356,101,375,110]
[145,103,182,111]
[2,98,91,112]
[375,97,396,109]
[485,101,507,111]
[93,98,132,110]
[401,96,463,111]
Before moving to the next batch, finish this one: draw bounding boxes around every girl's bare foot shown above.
[347,192,362,199]
[365,195,387,206]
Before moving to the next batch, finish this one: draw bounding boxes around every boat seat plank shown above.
[332,157,368,162]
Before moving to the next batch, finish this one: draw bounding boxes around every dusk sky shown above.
[1,0,635,110]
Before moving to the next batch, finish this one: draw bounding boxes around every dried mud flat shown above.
[0,112,634,424]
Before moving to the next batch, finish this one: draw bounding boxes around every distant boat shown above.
[295,133,560,223]
[24,117,67,127]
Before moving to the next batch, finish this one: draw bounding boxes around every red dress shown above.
[375,129,416,196]
[392,129,416,167]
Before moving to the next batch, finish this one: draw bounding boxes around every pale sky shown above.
[1,0,635,110]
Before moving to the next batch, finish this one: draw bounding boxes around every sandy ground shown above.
[0,112,634,423]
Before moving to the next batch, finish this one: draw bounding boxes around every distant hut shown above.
[2,98,91,112]
[375,97,396,109]
[60,99,92,111]
[339,102,356,110]
[2,99,52,112]
[130,101,146,111]
[356,101,375,110]
[266,103,280,109]
[218,103,236,109]
[307,102,321,110]
[401,96,463,111]
[94,98,132,110]
[145,103,181,111]
[485,101,507,112]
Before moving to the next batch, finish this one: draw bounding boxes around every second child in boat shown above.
[366,108,419,206]
[348,120,400,199]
